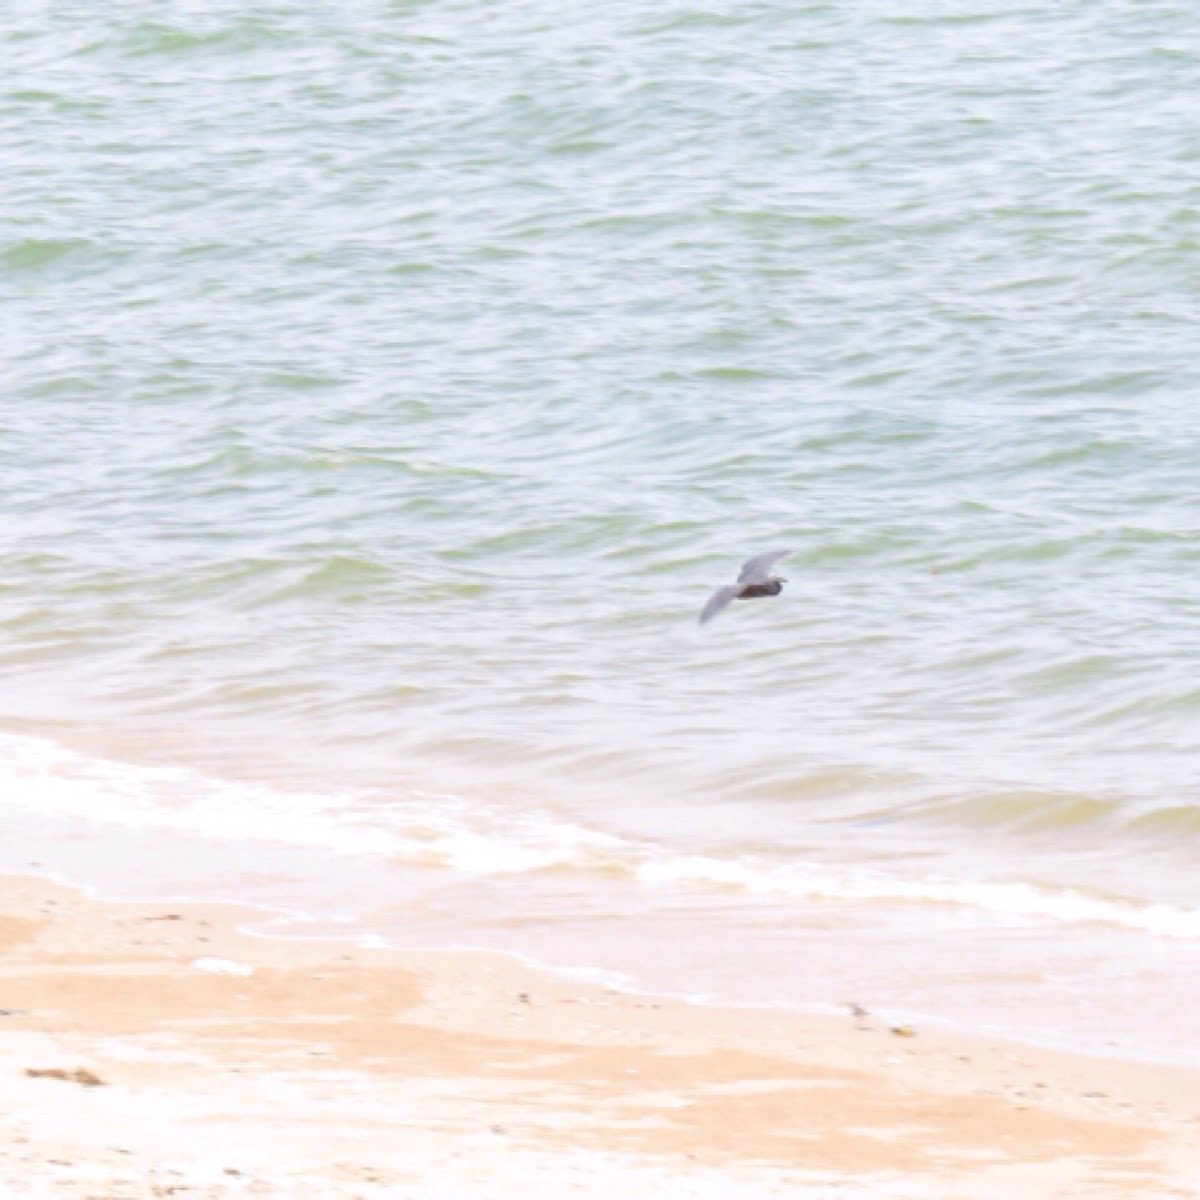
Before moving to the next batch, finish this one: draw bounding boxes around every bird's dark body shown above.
[738,580,783,600]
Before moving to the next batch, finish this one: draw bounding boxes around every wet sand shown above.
[0,874,1196,1198]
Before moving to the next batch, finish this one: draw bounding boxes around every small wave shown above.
[0,732,386,856]
[1,238,91,270]
[119,19,288,57]
[0,732,626,871]
[3,731,1198,942]
[636,856,1200,940]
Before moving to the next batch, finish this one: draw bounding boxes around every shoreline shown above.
[0,871,1197,1197]
[6,724,1200,1072]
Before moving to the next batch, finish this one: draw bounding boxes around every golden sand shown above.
[0,875,1195,1198]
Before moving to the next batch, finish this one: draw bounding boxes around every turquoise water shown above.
[4,1,1200,1058]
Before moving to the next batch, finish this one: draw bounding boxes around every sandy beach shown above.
[0,874,1193,1199]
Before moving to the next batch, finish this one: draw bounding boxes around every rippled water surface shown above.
[3,0,1200,1058]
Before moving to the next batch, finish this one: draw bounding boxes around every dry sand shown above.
[0,874,1196,1198]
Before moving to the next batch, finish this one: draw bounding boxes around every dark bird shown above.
[699,549,791,625]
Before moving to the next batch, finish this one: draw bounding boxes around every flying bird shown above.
[698,549,791,625]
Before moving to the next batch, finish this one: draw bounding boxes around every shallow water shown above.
[3,0,1200,1060]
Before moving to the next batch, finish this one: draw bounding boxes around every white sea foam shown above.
[0,731,624,872]
[3,731,1200,942]
[0,731,393,855]
[636,855,1200,940]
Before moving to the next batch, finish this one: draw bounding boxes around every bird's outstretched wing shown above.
[699,583,744,625]
[737,548,790,583]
